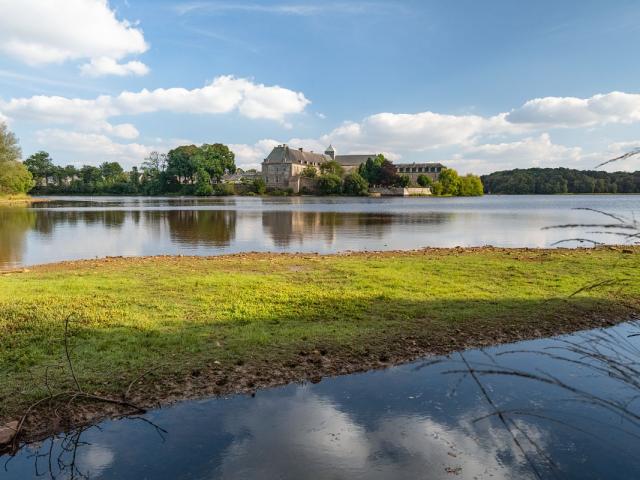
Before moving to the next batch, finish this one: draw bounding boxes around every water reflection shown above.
[5,321,640,479]
[0,208,35,268]
[166,210,237,247]
[1,195,640,269]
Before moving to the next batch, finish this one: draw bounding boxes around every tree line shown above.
[481,168,640,194]
[1,121,482,197]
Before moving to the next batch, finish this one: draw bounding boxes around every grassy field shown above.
[1,248,639,432]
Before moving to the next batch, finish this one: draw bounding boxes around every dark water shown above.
[4,321,640,479]
[1,195,639,269]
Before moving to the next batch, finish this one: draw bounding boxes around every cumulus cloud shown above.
[445,134,583,174]
[507,92,640,128]
[229,139,280,169]
[35,129,164,168]
[0,75,310,136]
[80,57,150,77]
[0,0,149,76]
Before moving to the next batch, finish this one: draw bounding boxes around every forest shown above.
[481,168,640,194]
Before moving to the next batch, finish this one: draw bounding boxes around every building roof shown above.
[396,162,445,167]
[264,145,329,165]
[334,154,376,166]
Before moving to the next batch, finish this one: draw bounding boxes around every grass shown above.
[0,248,639,428]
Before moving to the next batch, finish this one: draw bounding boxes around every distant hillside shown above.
[481,168,640,194]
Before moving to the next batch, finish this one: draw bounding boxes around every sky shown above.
[1,0,640,174]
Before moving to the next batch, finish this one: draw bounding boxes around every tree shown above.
[194,168,213,196]
[319,160,344,177]
[358,155,384,185]
[459,174,484,196]
[99,162,125,184]
[301,165,317,178]
[342,172,369,196]
[24,151,55,186]
[317,173,343,195]
[198,143,236,182]
[435,168,462,195]
[417,174,432,187]
[0,123,34,195]
[167,145,200,184]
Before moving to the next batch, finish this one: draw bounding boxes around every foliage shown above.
[433,168,461,195]
[459,174,484,196]
[0,123,34,195]
[317,173,343,195]
[23,142,237,196]
[342,172,369,196]
[397,174,410,188]
[319,160,344,177]
[417,174,432,187]
[357,154,405,187]
[480,168,640,194]
[213,182,235,196]
[1,249,638,423]
[301,165,318,178]
[252,177,267,194]
[194,169,214,196]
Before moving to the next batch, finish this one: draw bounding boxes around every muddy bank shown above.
[2,311,633,454]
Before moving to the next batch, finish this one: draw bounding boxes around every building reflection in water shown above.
[261,211,452,248]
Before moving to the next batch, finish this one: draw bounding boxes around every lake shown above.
[4,320,639,479]
[1,195,639,269]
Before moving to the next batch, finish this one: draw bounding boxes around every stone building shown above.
[261,144,377,192]
[396,163,445,185]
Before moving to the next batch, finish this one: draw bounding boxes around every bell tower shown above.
[324,144,335,160]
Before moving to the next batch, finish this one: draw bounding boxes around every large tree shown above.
[197,143,236,182]
[24,151,55,186]
[0,123,34,195]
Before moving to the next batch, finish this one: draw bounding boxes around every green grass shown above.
[1,248,639,422]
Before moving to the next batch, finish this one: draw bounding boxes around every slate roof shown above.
[264,145,329,164]
[334,154,376,166]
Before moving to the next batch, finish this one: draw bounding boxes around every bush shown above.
[317,173,343,195]
[213,183,235,196]
[342,172,369,196]
[301,166,317,178]
[396,174,410,188]
[252,177,266,194]
[459,174,484,196]
[417,174,432,187]
[194,169,213,196]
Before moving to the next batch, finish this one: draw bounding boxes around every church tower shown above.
[324,144,336,160]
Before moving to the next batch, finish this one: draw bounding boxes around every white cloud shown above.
[445,134,583,174]
[0,0,148,76]
[229,139,280,169]
[0,75,310,135]
[35,129,162,168]
[507,91,640,128]
[80,57,150,77]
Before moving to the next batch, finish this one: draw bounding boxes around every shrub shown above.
[213,182,235,196]
[417,174,432,187]
[317,173,342,195]
[342,172,369,196]
[252,177,267,194]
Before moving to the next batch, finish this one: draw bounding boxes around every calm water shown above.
[0,195,639,269]
[4,321,639,479]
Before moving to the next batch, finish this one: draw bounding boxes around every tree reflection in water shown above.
[0,208,35,269]
[166,210,237,247]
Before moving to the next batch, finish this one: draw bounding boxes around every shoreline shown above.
[1,247,639,450]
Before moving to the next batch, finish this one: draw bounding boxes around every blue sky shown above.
[1,0,640,173]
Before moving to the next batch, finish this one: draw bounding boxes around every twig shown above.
[63,315,82,393]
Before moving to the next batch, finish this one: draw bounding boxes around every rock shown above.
[0,421,19,445]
